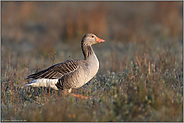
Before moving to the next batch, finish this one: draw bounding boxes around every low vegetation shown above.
[1,1,183,122]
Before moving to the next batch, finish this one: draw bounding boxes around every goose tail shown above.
[25,79,59,90]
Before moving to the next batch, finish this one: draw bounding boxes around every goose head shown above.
[82,33,105,46]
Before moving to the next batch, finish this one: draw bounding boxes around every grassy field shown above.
[1,1,183,122]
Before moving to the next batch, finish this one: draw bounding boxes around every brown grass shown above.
[1,1,183,122]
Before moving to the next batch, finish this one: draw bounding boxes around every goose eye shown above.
[92,36,94,38]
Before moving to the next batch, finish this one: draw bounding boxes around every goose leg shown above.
[70,93,90,99]
[63,88,91,99]
[63,88,72,94]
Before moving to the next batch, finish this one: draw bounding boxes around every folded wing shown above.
[26,59,79,79]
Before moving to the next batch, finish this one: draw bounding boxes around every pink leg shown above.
[70,93,91,99]
[63,89,91,99]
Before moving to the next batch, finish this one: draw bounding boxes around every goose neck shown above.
[81,44,95,60]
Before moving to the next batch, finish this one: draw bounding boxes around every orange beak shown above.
[96,37,105,43]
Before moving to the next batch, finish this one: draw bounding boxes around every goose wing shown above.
[26,59,79,79]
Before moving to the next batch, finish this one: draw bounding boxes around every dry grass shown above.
[1,1,183,122]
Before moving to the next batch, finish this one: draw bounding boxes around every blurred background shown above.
[1,1,183,73]
[1,2,183,121]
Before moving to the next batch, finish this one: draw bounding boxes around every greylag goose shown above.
[25,33,105,99]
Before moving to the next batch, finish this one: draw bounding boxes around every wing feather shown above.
[26,59,79,79]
